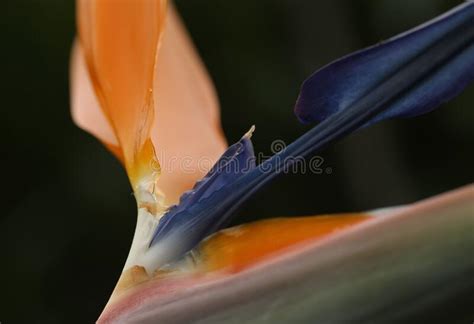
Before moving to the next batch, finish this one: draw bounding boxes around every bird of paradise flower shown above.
[71,1,474,323]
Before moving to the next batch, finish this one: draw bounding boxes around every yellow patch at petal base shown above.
[115,266,150,292]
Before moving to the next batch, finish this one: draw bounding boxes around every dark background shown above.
[1,0,473,322]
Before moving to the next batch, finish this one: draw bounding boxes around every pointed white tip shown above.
[243,125,256,139]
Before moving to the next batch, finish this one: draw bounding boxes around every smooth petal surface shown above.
[152,7,227,204]
[70,41,118,148]
[295,1,474,126]
[71,5,227,203]
[99,185,474,323]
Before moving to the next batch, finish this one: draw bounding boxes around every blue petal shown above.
[151,127,256,246]
[295,1,474,126]
[149,2,474,262]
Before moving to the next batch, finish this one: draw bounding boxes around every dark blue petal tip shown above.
[295,1,474,128]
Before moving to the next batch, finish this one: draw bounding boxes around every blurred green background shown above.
[1,0,473,322]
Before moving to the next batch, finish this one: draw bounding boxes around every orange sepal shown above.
[199,214,372,273]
